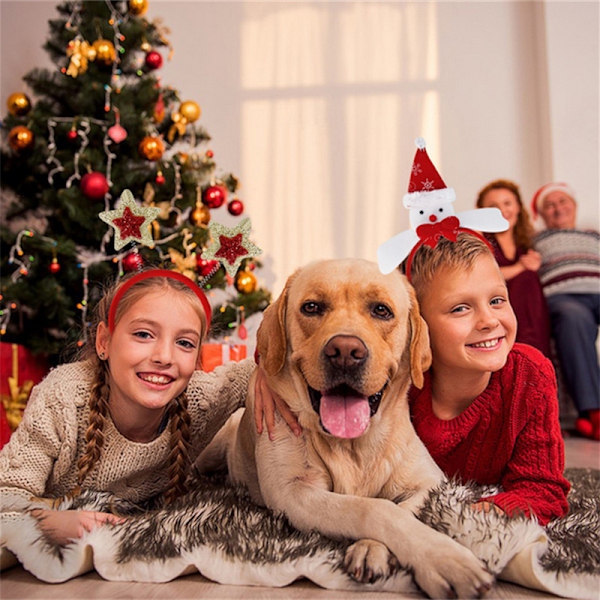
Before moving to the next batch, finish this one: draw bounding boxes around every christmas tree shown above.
[0,0,270,364]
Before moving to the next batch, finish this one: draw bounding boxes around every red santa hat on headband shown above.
[530,182,576,219]
[403,137,456,209]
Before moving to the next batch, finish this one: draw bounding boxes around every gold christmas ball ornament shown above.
[7,92,31,117]
[235,270,257,294]
[8,125,34,151]
[179,100,201,123]
[138,135,165,161]
[92,39,116,65]
[189,203,211,227]
[129,0,148,15]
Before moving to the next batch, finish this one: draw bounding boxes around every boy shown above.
[407,234,569,525]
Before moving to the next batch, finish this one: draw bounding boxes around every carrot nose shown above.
[429,214,437,222]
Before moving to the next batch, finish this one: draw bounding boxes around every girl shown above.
[476,179,551,357]
[407,234,569,524]
[0,269,288,552]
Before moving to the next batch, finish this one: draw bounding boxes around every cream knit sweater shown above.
[0,358,254,514]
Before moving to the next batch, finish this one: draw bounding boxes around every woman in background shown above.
[476,179,551,356]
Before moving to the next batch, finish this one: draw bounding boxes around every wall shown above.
[1,1,598,294]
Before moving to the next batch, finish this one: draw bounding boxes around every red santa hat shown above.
[403,137,456,209]
[530,182,576,219]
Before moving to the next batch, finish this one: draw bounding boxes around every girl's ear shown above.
[96,321,110,359]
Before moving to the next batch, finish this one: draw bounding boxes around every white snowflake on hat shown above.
[377,137,509,277]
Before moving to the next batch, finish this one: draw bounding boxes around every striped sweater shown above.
[534,228,600,296]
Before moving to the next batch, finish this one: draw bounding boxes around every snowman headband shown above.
[108,269,212,334]
[377,138,509,281]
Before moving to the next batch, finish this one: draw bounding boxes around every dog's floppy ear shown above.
[407,285,431,389]
[256,275,293,376]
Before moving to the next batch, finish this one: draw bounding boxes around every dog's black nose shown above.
[323,335,368,369]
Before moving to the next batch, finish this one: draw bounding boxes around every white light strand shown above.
[46,120,65,183]
[66,119,90,188]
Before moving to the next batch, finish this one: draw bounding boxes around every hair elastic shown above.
[108,269,212,333]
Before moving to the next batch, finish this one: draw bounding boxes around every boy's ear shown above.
[96,321,109,359]
[407,285,431,389]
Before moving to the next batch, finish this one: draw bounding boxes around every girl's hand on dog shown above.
[254,367,302,440]
[471,501,505,516]
[30,508,125,546]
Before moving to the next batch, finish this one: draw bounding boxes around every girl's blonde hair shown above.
[77,271,208,504]
[407,233,493,303]
[476,179,535,250]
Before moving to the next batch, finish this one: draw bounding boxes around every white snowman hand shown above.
[377,229,420,274]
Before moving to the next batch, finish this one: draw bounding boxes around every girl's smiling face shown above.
[97,288,203,417]
[418,254,517,378]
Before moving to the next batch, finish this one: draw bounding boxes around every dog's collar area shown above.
[308,383,387,418]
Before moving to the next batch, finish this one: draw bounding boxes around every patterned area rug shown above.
[2,468,598,598]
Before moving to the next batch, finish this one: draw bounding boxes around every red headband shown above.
[108,269,212,333]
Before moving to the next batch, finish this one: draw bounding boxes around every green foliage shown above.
[1,1,270,363]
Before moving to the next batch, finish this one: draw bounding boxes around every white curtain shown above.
[239,2,442,294]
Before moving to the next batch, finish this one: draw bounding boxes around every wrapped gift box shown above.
[0,342,49,445]
[201,343,247,372]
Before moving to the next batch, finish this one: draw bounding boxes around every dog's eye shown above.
[301,301,323,316]
[371,304,394,320]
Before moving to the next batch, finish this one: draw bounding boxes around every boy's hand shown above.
[30,508,125,546]
[254,367,302,440]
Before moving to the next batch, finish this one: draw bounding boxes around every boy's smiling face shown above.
[418,254,517,378]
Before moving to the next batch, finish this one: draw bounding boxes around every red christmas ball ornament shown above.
[80,172,109,200]
[197,257,219,277]
[202,185,227,209]
[123,252,143,272]
[67,129,78,141]
[145,50,163,70]
[155,171,165,185]
[49,258,61,274]
[227,199,244,216]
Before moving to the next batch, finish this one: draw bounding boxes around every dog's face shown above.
[257,259,431,439]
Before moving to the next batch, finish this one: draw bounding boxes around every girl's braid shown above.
[164,392,192,505]
[76,358,110,488]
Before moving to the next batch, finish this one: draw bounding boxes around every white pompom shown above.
[415,137,426,150]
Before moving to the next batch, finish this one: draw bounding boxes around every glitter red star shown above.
[113,206,146,240]
[215,233,248,265]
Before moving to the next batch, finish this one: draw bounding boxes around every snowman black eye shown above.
[419,210,424,215]
[439,207,444,212]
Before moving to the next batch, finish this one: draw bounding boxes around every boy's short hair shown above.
[406,233,493,301]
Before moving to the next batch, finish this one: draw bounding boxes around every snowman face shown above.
[409,201,455,228]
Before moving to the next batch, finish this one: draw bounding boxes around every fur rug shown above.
[2,468,598,598]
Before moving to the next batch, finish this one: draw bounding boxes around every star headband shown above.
[377,137,509,280]
[108,269,212,334]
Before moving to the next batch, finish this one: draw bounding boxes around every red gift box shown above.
[0,343,49,446]
[201,343,247,372]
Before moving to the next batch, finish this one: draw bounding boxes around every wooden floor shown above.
[1,434,598,600]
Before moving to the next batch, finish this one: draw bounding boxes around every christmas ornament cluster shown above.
[0,0,270,358]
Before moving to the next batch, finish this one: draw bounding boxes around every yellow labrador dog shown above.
[198,259,493,598]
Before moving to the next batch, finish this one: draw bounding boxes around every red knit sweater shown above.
[409,343,570,525]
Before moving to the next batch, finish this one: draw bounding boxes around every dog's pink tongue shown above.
[319,394,370,438]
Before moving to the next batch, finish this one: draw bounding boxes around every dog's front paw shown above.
[344,539,400,583]
[414,540,494,599]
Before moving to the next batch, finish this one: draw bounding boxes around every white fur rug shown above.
[2,468,598,598]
